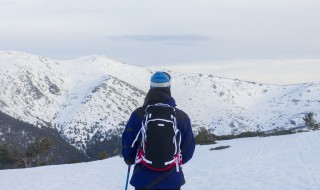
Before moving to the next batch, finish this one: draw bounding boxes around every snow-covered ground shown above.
[0,131,319,190]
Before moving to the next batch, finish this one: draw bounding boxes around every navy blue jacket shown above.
[122,88,195,189]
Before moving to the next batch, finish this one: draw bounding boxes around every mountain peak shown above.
[0,51,319,154]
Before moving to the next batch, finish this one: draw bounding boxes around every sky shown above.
[164,60,320,85]
[0,0,320,84]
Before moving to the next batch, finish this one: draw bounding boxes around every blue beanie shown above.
[150,71,171,88]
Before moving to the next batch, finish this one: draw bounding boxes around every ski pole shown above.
[125,165,131,190]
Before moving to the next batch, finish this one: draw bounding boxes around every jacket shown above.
[122,88,195,189]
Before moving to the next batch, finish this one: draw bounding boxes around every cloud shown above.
[106,35,210,44]
[1,0,320,66]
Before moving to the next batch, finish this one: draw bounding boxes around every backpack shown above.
[131,103,182,172]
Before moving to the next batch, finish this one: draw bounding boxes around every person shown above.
[122,71,195,190]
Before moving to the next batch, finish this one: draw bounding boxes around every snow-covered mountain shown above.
[1,130,319,190]
[0,51,319,153]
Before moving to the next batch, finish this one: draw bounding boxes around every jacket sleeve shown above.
[179,113,195,164]
[122,111,141,165]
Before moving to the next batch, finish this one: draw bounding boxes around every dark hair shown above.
[163,72,171,80]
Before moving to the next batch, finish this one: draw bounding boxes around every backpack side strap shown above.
[134,148,183,172]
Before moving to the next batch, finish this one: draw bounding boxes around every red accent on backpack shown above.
[135,148,182,172]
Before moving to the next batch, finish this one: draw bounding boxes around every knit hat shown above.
[150,71,171,88]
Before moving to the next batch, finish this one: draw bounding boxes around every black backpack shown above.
[132,103,182,172]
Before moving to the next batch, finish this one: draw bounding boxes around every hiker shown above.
[122,71,195,190]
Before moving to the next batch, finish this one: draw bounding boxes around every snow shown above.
[1,50,320,151]
[0,131,319,190]
[187,131,320,190]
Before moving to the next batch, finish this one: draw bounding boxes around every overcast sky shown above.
[1,0,319,84]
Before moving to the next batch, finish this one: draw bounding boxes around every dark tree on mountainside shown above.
[26,137,52,167]
[0,111,89,169]
[0,137,53,168]
[98,151,108,160]
[303,112,319,130]
[195,127,216,145]
[0,144,15,165]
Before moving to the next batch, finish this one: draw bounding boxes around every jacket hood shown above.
[143,88,177,107]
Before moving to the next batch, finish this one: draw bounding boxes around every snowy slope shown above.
[0,51,66,127]
[172,73,320,135]
[0,51,320,152]
[0,130,319,190]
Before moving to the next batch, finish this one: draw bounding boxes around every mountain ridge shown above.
[0,51,319,154]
